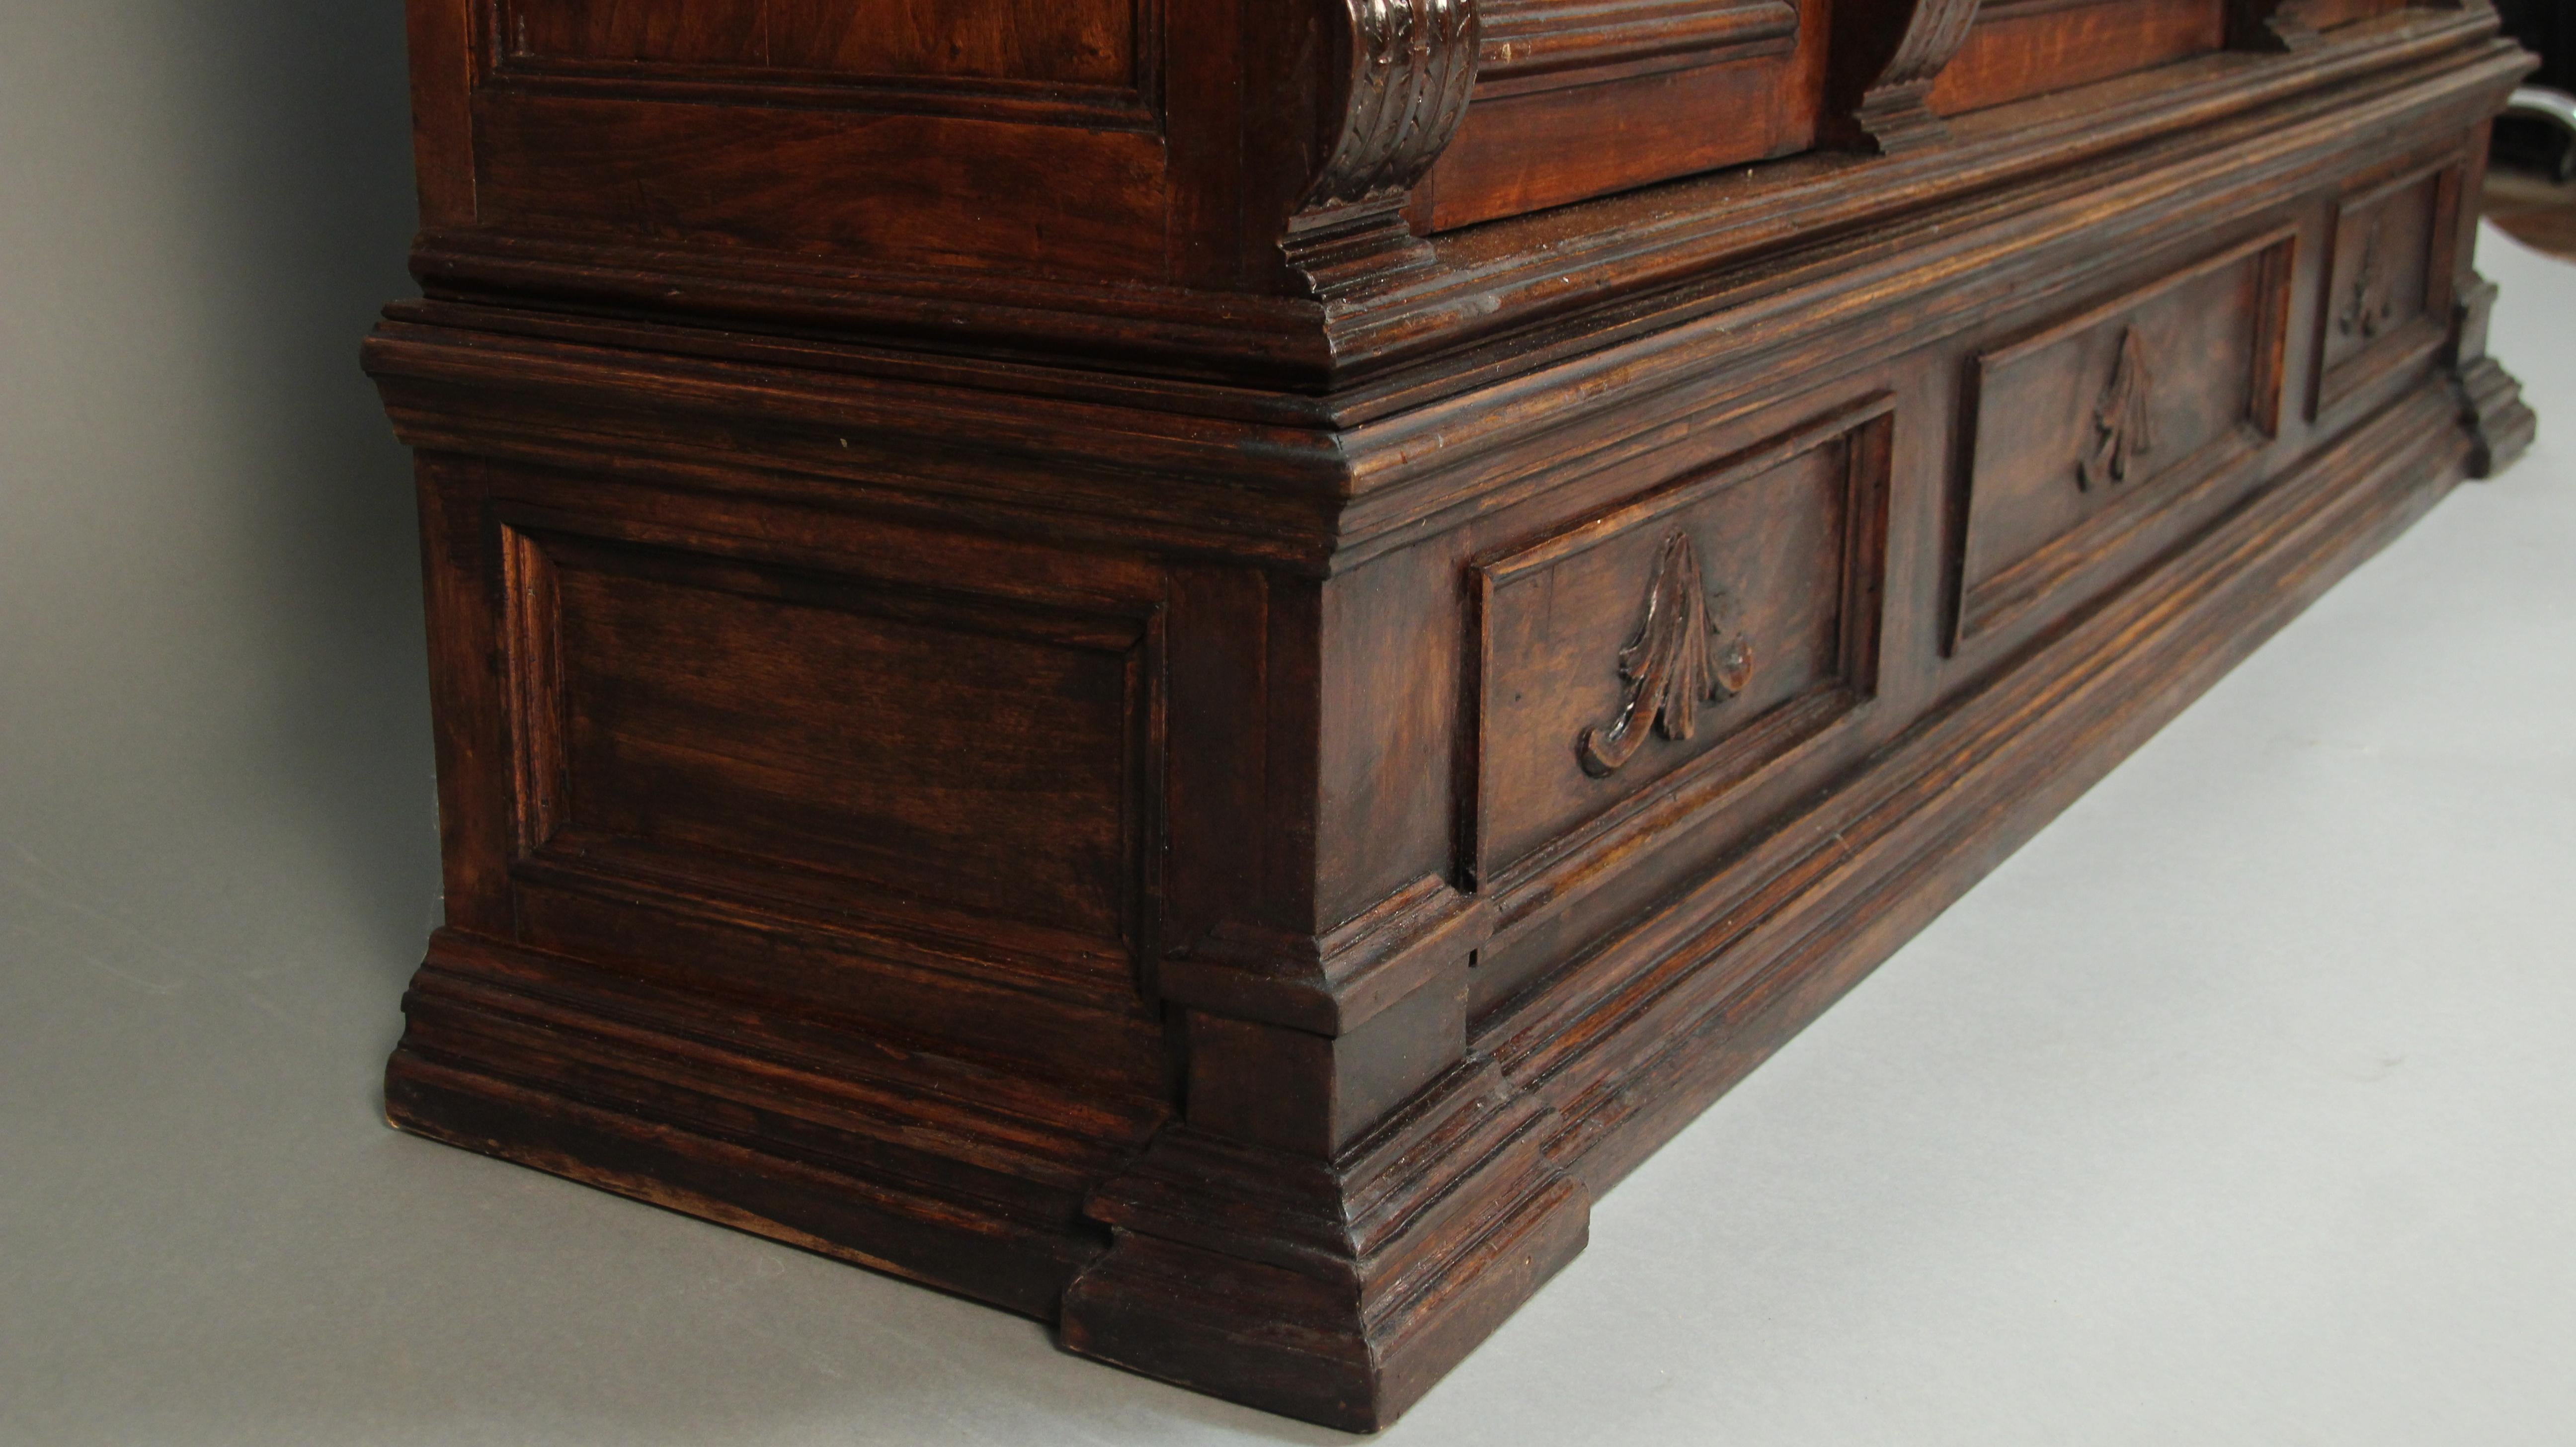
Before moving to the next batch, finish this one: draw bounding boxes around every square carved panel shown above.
[2312,160,2461,417]
[1953,227,2295,649]
[1467,398,1894,886]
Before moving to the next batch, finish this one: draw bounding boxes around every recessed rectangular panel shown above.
[1954,229,2294,648]
[2314,162,2457,416]
[512,530,1149,947]
[1471,402,1891,881]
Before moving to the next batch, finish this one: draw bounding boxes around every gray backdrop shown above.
[1,0,435,958]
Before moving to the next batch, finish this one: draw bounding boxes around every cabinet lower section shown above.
[370,108,2532,1432]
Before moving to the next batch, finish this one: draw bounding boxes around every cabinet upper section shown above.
[399,0,2521,380]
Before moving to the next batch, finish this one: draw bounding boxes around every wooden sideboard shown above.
[367,0,2536,1429]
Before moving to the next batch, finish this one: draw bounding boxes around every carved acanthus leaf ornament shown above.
[2338,214,2397,341]
[2078,326,2158,491]
[1578,532,1755,778]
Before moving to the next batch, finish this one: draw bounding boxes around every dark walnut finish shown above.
[369,0,2537,1430]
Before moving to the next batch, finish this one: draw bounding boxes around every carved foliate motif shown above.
[1577,532,1755,778]
[2078,327,2158,491]
[2338,215,2397,341]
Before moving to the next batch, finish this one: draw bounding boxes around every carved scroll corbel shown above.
[1282,0,1479,299]
[2227,0,2328,53]
[1824,0,1983,156]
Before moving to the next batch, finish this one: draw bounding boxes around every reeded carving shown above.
[2337,215,2396,341]
[1281,0,1480,299]
[1577,532,1755,778]
[1306,0,1480,209]
[2079,327,2158,491]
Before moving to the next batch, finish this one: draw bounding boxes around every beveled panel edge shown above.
[1968,224,2297,376]
[1470,393,1892,589]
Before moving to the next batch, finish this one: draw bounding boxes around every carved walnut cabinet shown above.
[367,0,2536,1428]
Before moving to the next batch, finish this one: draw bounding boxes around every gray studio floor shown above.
[3,13,2573,1431]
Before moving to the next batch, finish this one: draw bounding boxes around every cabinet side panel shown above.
[534,533,1140,939]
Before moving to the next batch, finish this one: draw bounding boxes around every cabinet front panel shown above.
[1470,402,1891,883]
[1954,229,2294,648]
[2314,161,2459,416]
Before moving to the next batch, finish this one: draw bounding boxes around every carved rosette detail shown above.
[2078,326,2158,491]
[1577,532,1756,778]
[1305,0,1480,209]
[2338,215,2396,341]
